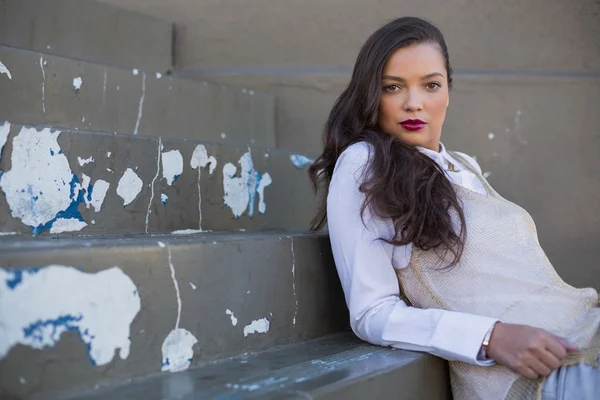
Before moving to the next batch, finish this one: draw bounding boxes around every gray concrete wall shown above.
[0,0,173,72]
[96,0,600,289]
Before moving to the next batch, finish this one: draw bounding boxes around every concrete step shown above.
[0,232,348,400]
[0,45,275,148]
[0,122,313,236]
[61,334,450,400]
[0,0,173,72]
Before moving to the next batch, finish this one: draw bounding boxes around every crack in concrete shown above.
[145,137,162,234]
[133,72,146,135]
[167,246,182,330]
[39,55,46,113]
[291,237,298,326]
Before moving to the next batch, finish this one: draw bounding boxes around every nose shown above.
[403,88,423,112]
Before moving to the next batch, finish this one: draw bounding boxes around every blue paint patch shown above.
[23,314,83,343]
[32,174,86,235]
[133,289,138,295]
[162,357,170,367]
[290,154,314,169]
[4,267,42,289]
[86,183,94,202]
[173,174,181,183]
[22,313,98,366]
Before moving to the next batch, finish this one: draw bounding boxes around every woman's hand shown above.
[487,322,578,380]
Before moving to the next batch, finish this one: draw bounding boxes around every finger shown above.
[536,350,562,371]
[527,357,552,377]
[551,335,578,352]
[545,337,568,360]
[517,365,539,380]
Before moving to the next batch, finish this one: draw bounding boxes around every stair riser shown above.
[0,234,347,399]
[0,0,173,72]
[0,123,314,235]
[0,46,275,147]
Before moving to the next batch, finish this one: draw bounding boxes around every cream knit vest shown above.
[396,152,600,400]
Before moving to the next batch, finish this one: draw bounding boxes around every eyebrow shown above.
[382,72,445,82]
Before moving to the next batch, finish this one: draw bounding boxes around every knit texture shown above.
[396,151,600,400]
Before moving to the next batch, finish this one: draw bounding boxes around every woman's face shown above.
[378,42,450,152]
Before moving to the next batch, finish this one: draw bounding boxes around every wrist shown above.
[480,321,500,360]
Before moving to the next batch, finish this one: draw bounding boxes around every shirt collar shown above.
[416,142,463,171]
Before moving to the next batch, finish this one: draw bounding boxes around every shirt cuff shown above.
[430,311,499,366]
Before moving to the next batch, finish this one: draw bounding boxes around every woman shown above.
[309,17,600,400]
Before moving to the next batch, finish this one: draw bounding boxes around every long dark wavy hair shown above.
[308,17,466,267]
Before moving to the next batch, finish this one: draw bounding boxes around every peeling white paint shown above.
[133,72,146,135]
[116,168,143,206]
[72,77,83,91]
[132,69,139,76]
[290,154,314,168]
[0,61,12,80]
[248,90,255,96]
[483,172,492,179]
[226,309,238,326]
[161,193,168,205]
[0,121,10,162]
[157,241,166,248]
[107,152,111,157]
[146,138,162,234]
[189,282,197,290]
[0,127,88,234]
[0,265,141,365]
[190,145,217,175]
[488,132,495,140]
[223,152,272,218]
[160,247,198,373]
[49,218,87,234]
[220,132,227,139]
[78,156,94,166]
[243,318,270,337]
[39,56,46,113]
[155,72,162,79]
[161,149,183,186]
[161,328,197,373]
[256,173,272,214]
[171,229,203,235]
[0,232,18,236]
[89,180,110,212]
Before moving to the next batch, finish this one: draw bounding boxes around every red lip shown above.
[399,119,427,132]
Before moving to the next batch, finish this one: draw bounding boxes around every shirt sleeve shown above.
[327,143,498,365]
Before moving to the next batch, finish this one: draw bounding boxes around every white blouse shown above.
[327,141,499,365]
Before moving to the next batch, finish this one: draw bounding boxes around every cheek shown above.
[427,95,448,122]
[379,98,397,122]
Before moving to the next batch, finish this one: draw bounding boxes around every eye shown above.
[383,84,401,92]
[425,82,441,90]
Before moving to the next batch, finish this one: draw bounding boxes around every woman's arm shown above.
[327,143,498,365]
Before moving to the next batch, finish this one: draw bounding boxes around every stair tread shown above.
[61,333,441,400]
